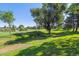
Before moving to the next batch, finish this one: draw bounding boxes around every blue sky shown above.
[0,3,42,27]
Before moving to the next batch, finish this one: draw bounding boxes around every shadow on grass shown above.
[4,30,79,45]
[16,38,79,56]
[4,31,49,45]
[52,31,79,37]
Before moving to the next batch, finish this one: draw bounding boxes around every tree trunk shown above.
[75,27,78,32]
[48,29,51,36]
[72,24,75,32]
[72,21,75,32]
[73,28,75,32]
[36,23,39,37]
[75,24,78,32]
[9,24,11,37]
[46,24,51,36]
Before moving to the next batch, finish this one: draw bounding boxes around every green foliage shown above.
[65,3,79,32]
[0,11,15,34]
[31,3,67,34]
[1,11,15,24]
[18,25,26,31]
[68,3,79,14]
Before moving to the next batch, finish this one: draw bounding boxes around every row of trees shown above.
[0,25,38,32]
[31,3,79,35]
[64,4,79,32]
[0,25,24,32]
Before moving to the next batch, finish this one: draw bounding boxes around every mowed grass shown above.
[0,29,79,56]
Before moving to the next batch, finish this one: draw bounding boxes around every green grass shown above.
[0,29,79,56]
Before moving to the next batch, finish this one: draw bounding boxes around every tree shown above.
[63,16,73,30]
[3,25,7,32]
[18,25,25,31]
[31,3,67,35]
[30,8,41,32]
[0,11,15,34]
[66,3,79,32]
[11,25,16,32]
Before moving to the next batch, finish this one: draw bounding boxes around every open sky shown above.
[0,3,42,27]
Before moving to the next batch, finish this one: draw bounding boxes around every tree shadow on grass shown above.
[16,42,59,56]
[16,38,79,56]
[4,30,79,45]
[4,31,49,45]
[52,31,79,37]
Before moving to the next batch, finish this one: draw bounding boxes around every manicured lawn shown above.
[0,29,79,56]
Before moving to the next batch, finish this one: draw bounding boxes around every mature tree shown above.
[66,3,79,32]
[31,3,67,35]
[1,11,15,34]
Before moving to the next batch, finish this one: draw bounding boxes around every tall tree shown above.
[31,3,67,35]
[66,3,79,32]
[1,11,15,34]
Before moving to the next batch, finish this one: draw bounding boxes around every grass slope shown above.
[0,29,79,56]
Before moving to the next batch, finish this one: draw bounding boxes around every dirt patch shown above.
[0,44,31,54]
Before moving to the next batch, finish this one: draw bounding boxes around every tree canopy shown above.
[31,3,67,34]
